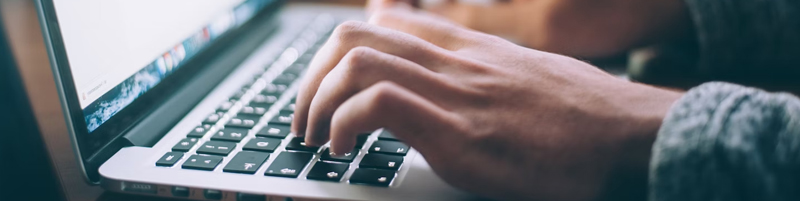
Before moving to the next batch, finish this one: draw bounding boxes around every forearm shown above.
[649,82,800,201]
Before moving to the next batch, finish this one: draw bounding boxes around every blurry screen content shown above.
[52,0,262,132]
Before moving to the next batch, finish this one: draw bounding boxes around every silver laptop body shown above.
[36,0,475,200]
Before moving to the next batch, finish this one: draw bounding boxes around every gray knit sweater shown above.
[648,0,800,200]
[651,82,800,201]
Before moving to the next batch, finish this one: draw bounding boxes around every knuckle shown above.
[332,21,370,42]
[365,81,400,111]
[341,46,378,79]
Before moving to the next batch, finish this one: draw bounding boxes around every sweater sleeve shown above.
[649,82,800,201]
[682,0,800,81]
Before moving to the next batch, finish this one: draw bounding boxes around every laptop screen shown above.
[51,0,266,133]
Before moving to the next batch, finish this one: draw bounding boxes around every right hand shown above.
[293,3,683,200]
[368,0,693,59]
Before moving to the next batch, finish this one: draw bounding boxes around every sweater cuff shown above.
[649,82,800,201]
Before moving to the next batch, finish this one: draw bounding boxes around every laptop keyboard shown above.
[154,16,410,188]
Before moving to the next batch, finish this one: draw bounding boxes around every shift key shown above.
[264,152,313,178]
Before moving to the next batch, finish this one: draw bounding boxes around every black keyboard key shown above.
[156,152,184,167]
[243,138,282,152]
[226,115,259,128]
[355,134,370,148]
[196,141,237,156]
[377,130,399,141]
[306,162,349,182]
[238,106,267,116]
[256,125,291,139]
[320,148,358,163]
[172,138,199,152]
[264,152,313,178]
[349,168,396,187]
[284,64,306,75]
[210,127,248,142]
[182,155,223,171]
[272,73,297,85]
[217,100,235,112]
[268,111,294,125]
[285,137,320,152]
[203,112,224,124]
[249,94,279,107]
[223,151,270,174]
[187,125,212,138]
[261,84,288,96]
[359,153,404,170]
[297,53,315,64]
[370,141,409,156]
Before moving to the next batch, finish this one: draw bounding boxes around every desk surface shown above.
[1,0,363,201]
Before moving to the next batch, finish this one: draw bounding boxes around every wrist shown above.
[599,83,683,200]
[618,83,683,171]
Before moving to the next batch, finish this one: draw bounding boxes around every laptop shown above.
[36,0,476,200]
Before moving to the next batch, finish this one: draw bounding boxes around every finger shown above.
[367,1,475,51]
[327,81,463,155]
[425,1,518,37]
[292,21,450,136]
[304,46,458,146]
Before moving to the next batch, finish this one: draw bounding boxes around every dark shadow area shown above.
[0,18,64,201]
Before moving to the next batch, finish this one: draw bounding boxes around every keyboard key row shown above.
[211,127,248,142]
[197,141,236,156]
[226,115,260,128]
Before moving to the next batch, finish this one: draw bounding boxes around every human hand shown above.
[293,2,683,200]
[367,0,693,59]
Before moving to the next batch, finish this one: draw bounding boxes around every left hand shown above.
[367,0,693,59]
[292,2,683,200]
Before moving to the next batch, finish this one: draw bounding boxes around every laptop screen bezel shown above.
[36,0,283,183]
